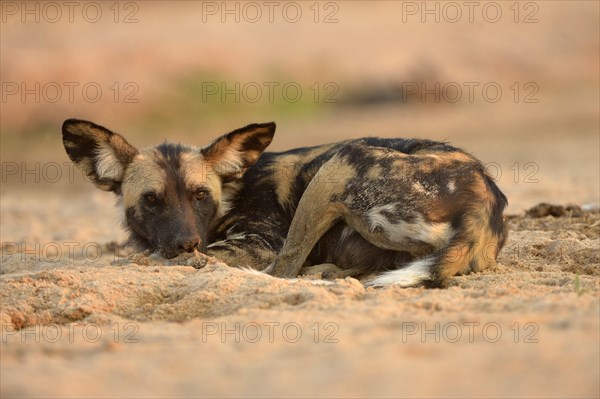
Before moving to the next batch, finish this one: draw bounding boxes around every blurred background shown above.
[1,1,599,214]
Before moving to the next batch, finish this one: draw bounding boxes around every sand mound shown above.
[1,260,368,329]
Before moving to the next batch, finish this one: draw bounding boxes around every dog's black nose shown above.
[176,235,200,253]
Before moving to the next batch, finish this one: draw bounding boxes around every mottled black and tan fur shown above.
[62,119,507,287]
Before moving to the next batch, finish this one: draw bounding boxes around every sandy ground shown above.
[1,191,599,398]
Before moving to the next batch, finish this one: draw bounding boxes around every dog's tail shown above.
[367,173,508,288]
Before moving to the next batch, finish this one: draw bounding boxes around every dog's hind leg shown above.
[269,156,355,278]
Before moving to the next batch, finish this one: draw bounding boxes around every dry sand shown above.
[1,192,599,398]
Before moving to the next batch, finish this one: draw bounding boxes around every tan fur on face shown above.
[122,151,167,208]
[180,151,230,217]
[121,145,239,218]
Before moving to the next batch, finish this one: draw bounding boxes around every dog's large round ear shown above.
[201,122,276,180]
[62,119,138,193]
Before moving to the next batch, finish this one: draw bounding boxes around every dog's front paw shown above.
[268,262,297,278]
[166,250,215,269]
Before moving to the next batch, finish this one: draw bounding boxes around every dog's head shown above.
[62,119,275,258]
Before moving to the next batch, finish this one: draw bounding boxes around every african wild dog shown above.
[62,118,507,287]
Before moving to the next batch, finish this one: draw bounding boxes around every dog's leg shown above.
[269,201,345,278]
[206,233,278,270]
[269,156,354,278]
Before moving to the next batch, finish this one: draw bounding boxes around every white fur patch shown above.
[207,233,251,249]
[367,205,453,246]
[95,145,123,181]
[447,180,456,193]
[365,257,434,287]
[210,147,245,176]
[227,233,247,241]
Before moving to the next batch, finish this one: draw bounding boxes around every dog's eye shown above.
[194,190,208,201]
[144,192,158,204]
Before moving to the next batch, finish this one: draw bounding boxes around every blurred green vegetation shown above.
[133,70,333,136]
[0,69,340,149]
